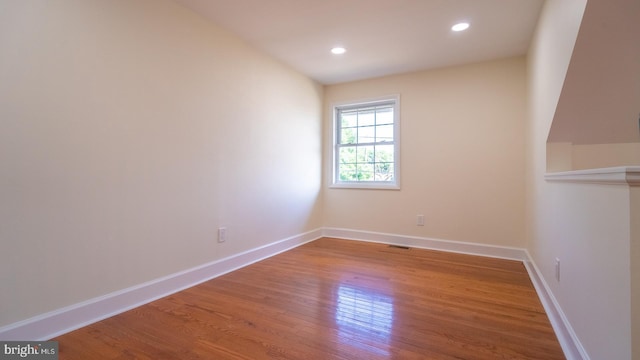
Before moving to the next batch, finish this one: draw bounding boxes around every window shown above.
[332,96,400,189]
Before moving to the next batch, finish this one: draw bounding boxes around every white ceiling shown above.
[173,0,545,84]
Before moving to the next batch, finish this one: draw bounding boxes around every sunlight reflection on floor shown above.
[335,285,394,356]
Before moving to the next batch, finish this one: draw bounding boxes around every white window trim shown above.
[330,95,401,190]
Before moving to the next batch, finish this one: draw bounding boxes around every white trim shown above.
[321,227,527,261]
[321,227,587,360]
[0,229,323,341]
[523,253,589,360]
[329,182,400,190]
[545,166,640,186]
[1,226,587,360]
[331,94,401,189]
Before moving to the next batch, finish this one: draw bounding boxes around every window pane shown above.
[375,163,394,181]
[376,107,394,125]
[341,112,357,128]
[357,126,375,144]
[340,128,356,144]
[358,110,375,127]
[357,164,374,181]
[375,124,393,143]
[339,164,357,181]
[339,147,356,164]
[374,144,394,163]
[356,146,374,163]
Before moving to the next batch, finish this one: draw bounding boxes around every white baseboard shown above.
[322,227,587,360]
[322,227,528,260]
[0,228,323,341]
[523,255,589,360]
[1,226,586,360]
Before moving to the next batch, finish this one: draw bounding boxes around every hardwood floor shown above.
[54,238,565,359]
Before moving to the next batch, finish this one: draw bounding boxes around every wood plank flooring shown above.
[54,238,565,359]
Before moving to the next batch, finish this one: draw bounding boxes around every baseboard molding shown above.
[1,226,587,360]
[323,227,587,360]
[0,228,323,341]
[523,253,589,360]
[322,227,528,261]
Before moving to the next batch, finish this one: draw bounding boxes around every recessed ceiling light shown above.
[331,47,346,55]
[451,22,470,32]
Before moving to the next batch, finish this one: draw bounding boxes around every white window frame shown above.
[331,95,400,190]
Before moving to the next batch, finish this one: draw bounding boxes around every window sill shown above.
[330,182,400,190]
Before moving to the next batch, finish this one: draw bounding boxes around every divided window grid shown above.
[334,98,399,188]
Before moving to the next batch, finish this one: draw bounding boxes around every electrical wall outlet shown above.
[416,214,425,226]
[218,227,227,243]
[555,258,560,282]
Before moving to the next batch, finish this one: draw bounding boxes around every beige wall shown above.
[0,0,323,327]
[572,143,640,170]
[545,0,640,173]
[548,142,640,172]
[2,2,637,356]
[528,0,633,358]
[547,0,640,146]
[323,58,526,247]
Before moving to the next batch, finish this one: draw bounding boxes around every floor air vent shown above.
[388,245,411,250]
